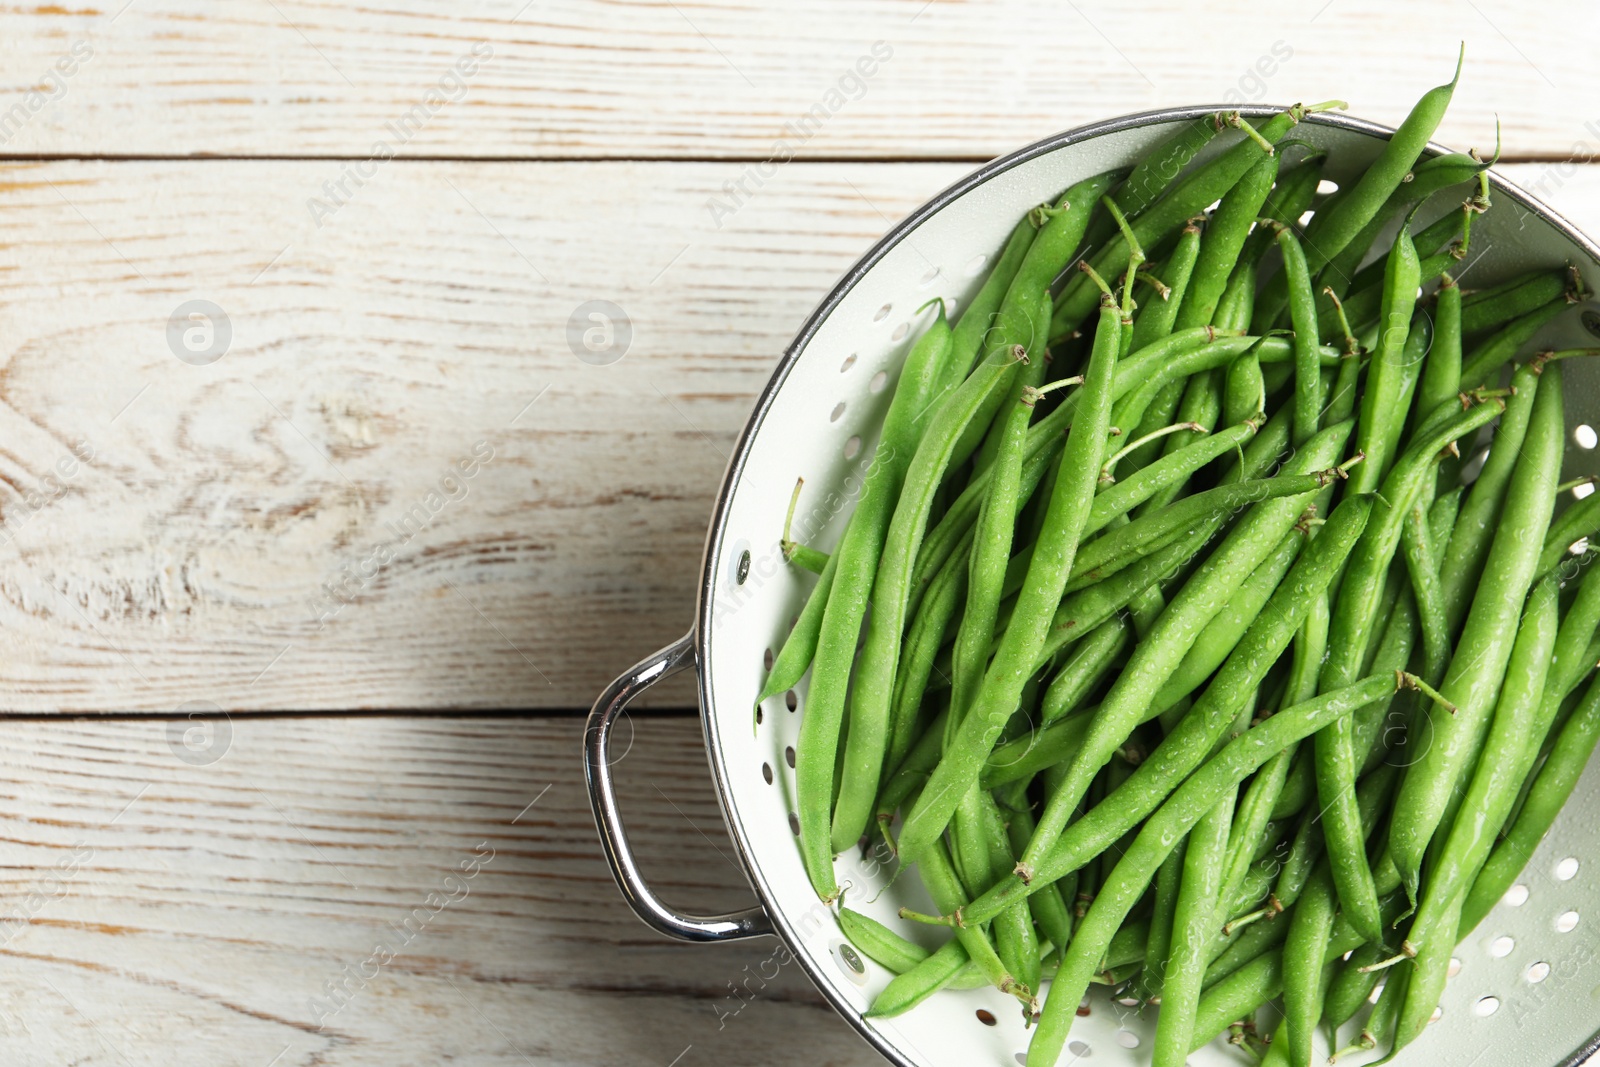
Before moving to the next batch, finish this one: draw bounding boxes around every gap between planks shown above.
[0,707,701,720]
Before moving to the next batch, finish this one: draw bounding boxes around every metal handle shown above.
[584,631,774,942]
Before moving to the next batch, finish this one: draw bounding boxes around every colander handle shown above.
[584,631,775,943]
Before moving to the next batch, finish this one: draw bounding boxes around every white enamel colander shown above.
[586,105,1600,1067]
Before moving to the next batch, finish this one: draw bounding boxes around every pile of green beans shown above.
[756,56,1600,1067]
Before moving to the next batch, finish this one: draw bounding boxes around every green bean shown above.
[1214,257,1257,332]
[1221,589,1323,908]
[1260,353,1295,398]
[756,547,839,722]
[1009,490,1219,642]
[1428,486,1462,554]
[1071,876,1100,940]
[835,193,1106,854]
[1240,149,1327,273]
[945,302,1051,741]
[1438,362,1542,633]
[885,534,969,773]
[1152,786,1239,1067]
[1121,335,1338,443]
[1228,851,1278,917]
[1220,734,1299,916]
[1270,742,1316,821]
[1272,803,1323,908]
[1283,864,1337,1067]
[1121,222,1205,474]
[950,784,997,898]
[1266,223,1324,446]
[1194,949,1285,1054]
[897,291,1123,867]
[1267,590,1328,734]
[1360,963,1408,1061]
[910,425,1058,614]
[1318,211,1394,317]
[839,908,931,975]
[1461,669,1600,936]
[1224,345,1266,427]
[1318,716,1382,940]
[1409,578,1560,966]
[1052,103,1343,341]
[1323,354,1363,429]
[795,330,1012,899]
[1390,889,1458,1055]
[1444,564,1600,921]
[1178,153,1280,332]
[1343,174,1486,304]
[1299,52,1460,276]
[1142,840,1187,1001]
[783,544,828,575]
[1028,671,1435,1067]
[982,707,1090,791]
[1102,917,1153,971]
[867,936,970,1017]
[1349,213,1422,495]
[1460,267,1571,335]
[1458,296,1573,390]
[1416,273,1462,429]
[1352,583,1422,772]
[1555,585,1600,700]
[1321,940,1388,1038]
[1040,617,1130,726]
[1092,416,1261,526]
[1403,147,1495,202]
[1402,500,1450,685]
[1391,362,1563,894]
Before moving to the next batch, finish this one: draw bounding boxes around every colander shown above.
[585,105,1600,1067]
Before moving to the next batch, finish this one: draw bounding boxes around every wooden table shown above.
[2,2,1598,1061]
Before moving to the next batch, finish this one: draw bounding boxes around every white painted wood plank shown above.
[2,0,1597,160]
[0,157,964,710]
[0,714,878,1065]
[0,160,1595,712]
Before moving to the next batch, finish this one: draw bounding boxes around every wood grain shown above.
[1,160,1597,711]
[0,157,961,710]
[3,1,1599,161]
[0,713,877,1065]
